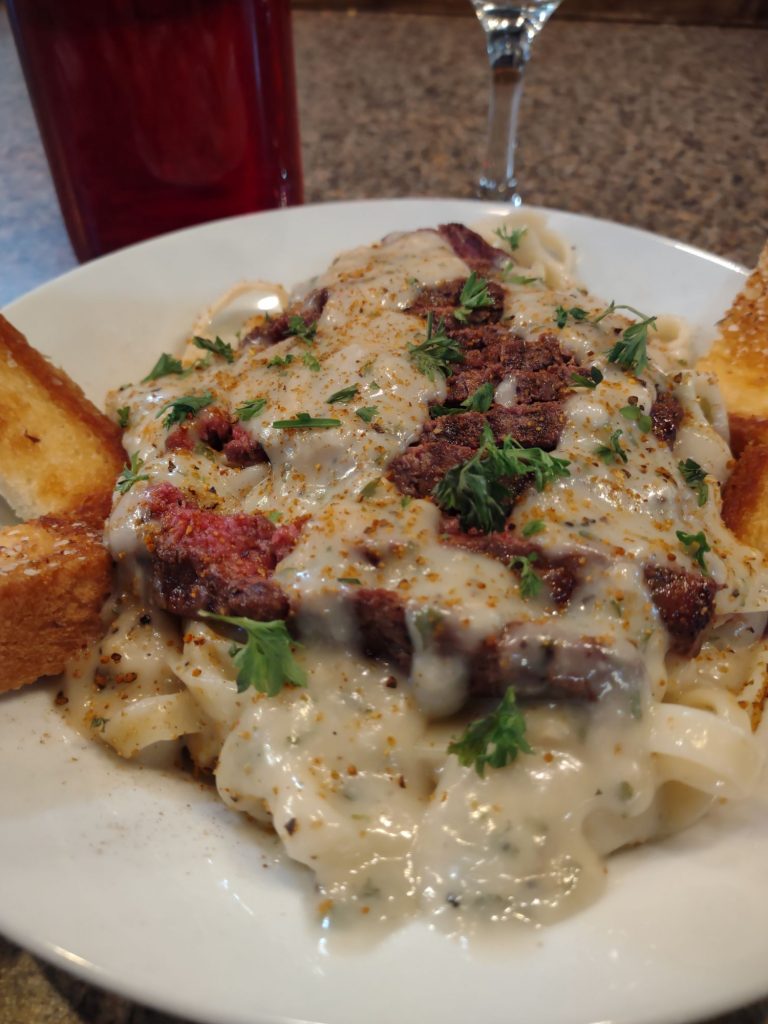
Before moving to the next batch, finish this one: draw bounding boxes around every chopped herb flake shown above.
[156,392,214,429]
[142,352,183,383]
[200,612,306,696]
[407,312,464,380]
[193,335,234,363]
[676,529,711,574]
[289,316,318,344]
[555,305,588,329]
[595,429,628,465]
[116,452,149,495]
[236,398,267,421]
[510,553,543,599]
[355,406,378,423]
[570,366,603,389]
[327,385,359,404]
[117,406,130,429]
[267,353,295,368]
[679,458,709,506]
[431,380,494,418]
[521,519,545,537]
[619,404,652,432]
[448,687,531,777]
[272,413,341,430]
[302,351,321,372]
[494,225,527,251]
[454,272,494,322]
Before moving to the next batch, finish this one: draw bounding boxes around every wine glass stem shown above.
[478,27,530,204]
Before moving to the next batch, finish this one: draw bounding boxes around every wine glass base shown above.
[474,178,523,206]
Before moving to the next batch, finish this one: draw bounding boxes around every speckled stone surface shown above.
[1,6,768,1024]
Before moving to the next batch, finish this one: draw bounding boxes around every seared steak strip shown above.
[650,392,684,446]
[143,483,302,621]
[166,406,267,468]
[407,278,505,328]
[643,564,718,656]
[437,223,510,275]
[242,287,329,347]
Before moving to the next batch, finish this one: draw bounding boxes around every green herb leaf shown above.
[676,529,711,574]
[433,424,570,533]
[193,335,234,363]
[267,353,295,368]
[510,553,543,599]
[570,366,603,389]
[289,316,318,345]
[448,687,531,777]
[142,352,183,383]
[355,406,378,423]
[454,272,494,323]
[156,391,214,429]
[602,305,657,374]
[236,398,267,421]
[430,380,495,418]
[117,406,131,429]
[407,312,464,380]
[619,404,652,432]
[595,429,628,465]
[327,384,359,404]
[494,225,527,251]
[302,352,321,372]
[400,495,413,509]
[90,716,110,732]
[200,612,306,696]
[267,510,283,523]
[338,577,362,585]
[116,452,149,495]
[554,305,588,329]
[272,413,341,429]
[679,458,709,506]
[521,519,545,537]
[503,269,540,286]
[359,478,380,499]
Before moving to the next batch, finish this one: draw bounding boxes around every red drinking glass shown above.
[7,0,303,262]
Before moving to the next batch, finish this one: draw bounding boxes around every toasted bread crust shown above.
[0,507,112,692]
[0,314,125,519]
[699,243,768,456]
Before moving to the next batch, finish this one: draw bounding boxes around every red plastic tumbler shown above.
[7,0,303,261]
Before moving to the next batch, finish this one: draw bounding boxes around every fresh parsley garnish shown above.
[595,429,628,464]
[433,424,570,533]
[236,398,267,421]
[619,404,652,432]
[327,384,359,404]
[521,519,545,537]
[431,381,495,418]
[407,312,464,380]
[338,577,362,585]
[90,716,110,732]
[504,269,540,286]
[554,305,588,329]
[289,317,318,344]
[454,272,494,323]
[272,413,341,430]
[116,452,149,495]
[595,304,657,374]
[355,406,378,423]
[570,367,603,389]
[117,406,131,429]
[676,529,711,574]
[302,352,321,372]
[510,553,543,599]
[142,352,183,383]
[193,335,234,363]
[494,225,527,251]
[156,392,214,429]
[200,612,306,696]
[267,353,295,368]
[359,478,381,499]
[448,687,531,777]
[678,458,709,506]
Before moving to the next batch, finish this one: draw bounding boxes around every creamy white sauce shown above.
[66,216,768,930]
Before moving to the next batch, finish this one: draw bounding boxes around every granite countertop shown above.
[1,7,768,1024]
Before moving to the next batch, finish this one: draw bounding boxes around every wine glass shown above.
[471,1,562,205]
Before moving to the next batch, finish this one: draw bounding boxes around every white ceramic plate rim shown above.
[0,198,765,1024]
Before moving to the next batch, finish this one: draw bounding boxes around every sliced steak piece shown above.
[644,563,718,656]
[388,439,476,498]
[165,407,267,468]
[650,392,684,446]
[242,287,329,347]
[487,403,565,451]
[437,223,509,275]
[351,588,412,672]
[442,525,580,607]
[469,627,643,701]
[143,483,302,621]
